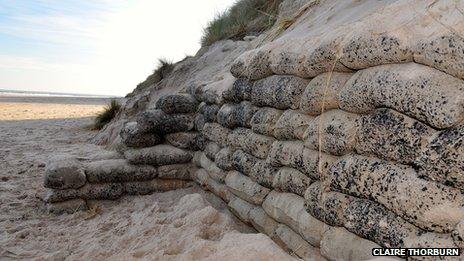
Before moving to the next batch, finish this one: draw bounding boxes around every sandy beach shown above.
[0,96,111,121]
[0,96,293,260]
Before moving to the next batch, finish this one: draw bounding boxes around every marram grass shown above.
[201,0,282,46]
[129,58,175,97]
[93,100,121,130]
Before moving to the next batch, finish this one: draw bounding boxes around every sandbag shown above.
[157,163,195,180]
[339,63,464,129]
[344,198,456,249]
[223,78,253,102]
[273,109,314,141]
[251,75,309,110]
[304,181,353,227]
[415,123,464,190]
[414,33,464,81]
[85,159,158,183]
[231,150,258,176]
[120,121,162,148]
[44,156,86,190]
[165,132,205,151]
[194,114,205,131]
[302,36,352,78]
[320,226,381,261]
[198,102,220,122]
[268,39,310,78]
[228,127,275,159]
[356,108,435,164]
[268,141,338,180]
[339,32,413,70]
[206,177,232,203]
[45,183,125,203]
[230,48,273,80]
[204,142,221,161]
[262,190,327,247]
[272,167,312,197]
[227,195,254,224]
[137,109,195,134]
[249,206,280,238]
[215,147,235,171]
[155,93,198,114]
[190,75,234,105]
[124,179,189,195]
[225,171,270,205]
[274,224,325,260]
[202,122,231,147]
[191,168,209,187]
[303,109,359,156]
[124,145,192,166]
[328,155,464,233]
[249,160,278,188]
[250,107,283,136]
[217,101,258,128]
[299,72,353,115]
[199,153,226,182]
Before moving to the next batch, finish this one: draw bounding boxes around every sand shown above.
[0,96,295,260]
[0,96,111,121]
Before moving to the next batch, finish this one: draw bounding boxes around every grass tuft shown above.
[128,58,175,97]
[201,0,283,46]
[93,100,121,130]
[151,58,175,82]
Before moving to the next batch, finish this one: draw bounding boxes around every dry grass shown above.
[201,0,283,46]
[84,203,102,220]
[261,0,320,44]
[128,58,175,97]
[93,100,121,130]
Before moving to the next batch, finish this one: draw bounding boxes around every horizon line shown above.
[0,88,123,98]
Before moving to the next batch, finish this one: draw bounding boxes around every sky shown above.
[0,0,236,96]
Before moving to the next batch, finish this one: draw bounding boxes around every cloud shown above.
[0,54,85,71]
[0,2,114,51]
[0,0,236,96]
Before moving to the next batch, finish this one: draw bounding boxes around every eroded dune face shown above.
[42,0,464,259]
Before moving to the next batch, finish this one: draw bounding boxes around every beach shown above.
[0,95,293,260]
[0,96,111,121]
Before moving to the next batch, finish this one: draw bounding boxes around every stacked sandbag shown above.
[43,156,89,214]
[222,19,464,258]
[184,71,380,259]
[42,1,464,259]
[188,77,239,203]
[188,75,323,259]
[43,156,193,213]
[191,73,329,259]
[44,93,202,213]
[121,93,200,184]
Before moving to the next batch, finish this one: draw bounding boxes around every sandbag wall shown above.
[42,30,464,260]
[188,31,464,259]
[188,75,385,260]
[43,94,203,214]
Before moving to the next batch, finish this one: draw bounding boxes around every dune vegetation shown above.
[201,0,282,46]
[93,99,121,130]
[129,58,175,96]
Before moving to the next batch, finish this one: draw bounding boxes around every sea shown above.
[0,89,118,98]
[0,89,121,105]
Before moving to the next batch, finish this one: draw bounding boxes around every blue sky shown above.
[0,0,235,96]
